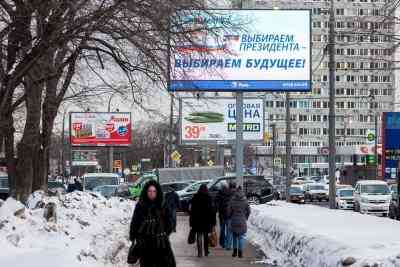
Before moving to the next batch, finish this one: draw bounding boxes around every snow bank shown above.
[0,191,135,267]
[247,202,400,267]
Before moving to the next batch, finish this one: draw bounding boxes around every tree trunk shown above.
[4,113,16,196]
[15,76,43,202]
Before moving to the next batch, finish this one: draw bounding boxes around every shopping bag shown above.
[208,228,217,247]
[188,228,196,244]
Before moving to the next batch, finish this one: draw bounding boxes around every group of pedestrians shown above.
[215,182,251,258]
[127,179,251,267]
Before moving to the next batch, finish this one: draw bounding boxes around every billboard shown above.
[169,9,311,92]
[382,112,400,179]
[71,150,98,166]
[180,98,264,144]
[70,112,131,146]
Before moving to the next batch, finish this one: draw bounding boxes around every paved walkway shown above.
[170,214,266,267]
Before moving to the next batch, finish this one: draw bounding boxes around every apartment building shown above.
[243,0,395,175]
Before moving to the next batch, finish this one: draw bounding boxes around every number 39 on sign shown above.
[184,125,206,139]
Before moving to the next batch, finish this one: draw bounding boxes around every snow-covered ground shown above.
[247,201,400,267]
[0,191,135,267]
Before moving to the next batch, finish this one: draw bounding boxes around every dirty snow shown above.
[247,201,400,267]
[0,191,135,267]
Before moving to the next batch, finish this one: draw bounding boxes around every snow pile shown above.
[248,202,400,267]
[0,191,135,267]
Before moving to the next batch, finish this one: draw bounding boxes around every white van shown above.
[354,180,391,216]
[82,173,120,191]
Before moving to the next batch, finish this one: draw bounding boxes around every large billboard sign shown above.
[382,112,400,179]
[169,10,311,92]
[70,112,131,146]
[180,98,264,144]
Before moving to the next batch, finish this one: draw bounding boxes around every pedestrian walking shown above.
[189,184,216,257]
[129,180,176,267]
[215,182,230,248]
[227,187,251,258]
[165,187,180,232]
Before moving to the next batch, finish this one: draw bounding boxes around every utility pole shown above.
[168,93,174,168]
[271,124,277,182]
[285,93,291,202]
[328,0,337,209]
[108,94,115,173]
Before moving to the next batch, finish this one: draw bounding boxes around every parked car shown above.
[292,176,309,184]
[82,173,120,191]
[389,184,399,220]
[304,183,328,202]
[160,181,194,192]
[0,172,9,200]
[93,185,119,198]
[288,186,305,204]
[47,180,67,195]
[177,180,211,212]
[354,180,391,216]
[336,187,355,210]
[208,175,274,205]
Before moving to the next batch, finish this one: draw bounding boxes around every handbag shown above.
[127,239,143,264]
[208,227,217,247]
[188,228,196,244]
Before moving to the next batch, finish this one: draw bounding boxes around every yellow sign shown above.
[208,160,214,166]
[264,132,271,144]
[113,160,122,169]
[171,150,181,162]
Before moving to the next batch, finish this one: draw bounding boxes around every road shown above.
[171,214,274,267]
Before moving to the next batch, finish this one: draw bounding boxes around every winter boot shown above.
[232,249,238,257]
[238,250,243,258]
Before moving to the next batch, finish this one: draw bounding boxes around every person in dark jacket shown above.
[227,187,251,258]
[164,188,180,232]
[215,183,230,248]
[189,184,216,257]
[129,180,176,267]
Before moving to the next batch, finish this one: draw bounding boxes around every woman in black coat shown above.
[189,184,216,257]
[129,180,176,267]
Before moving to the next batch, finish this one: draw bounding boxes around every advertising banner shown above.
[70,112,131,146]
[170,9,311,92]
[180,98,264,144]
[382,112,400,179]
[71,150,98,166]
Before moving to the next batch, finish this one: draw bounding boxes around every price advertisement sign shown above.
[70,112,131,146]
[180,98,264,144]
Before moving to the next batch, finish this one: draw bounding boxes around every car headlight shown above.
[361,198,369,203]
[339,200,346,204]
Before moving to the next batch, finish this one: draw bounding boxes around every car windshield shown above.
[48,181,64,189]
[309,185,325,190]
[289,187,303,194]
[339,190,354,197]
[84,176,119,191]
[0,177,8,188]
[95,186,116,196]
[171,183,190,191]
[186,182,204,192]
[361,184,390,195]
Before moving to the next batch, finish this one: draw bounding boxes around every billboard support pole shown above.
[236,92,244,188]
[168,93,174,168]
[109,147,114,173]
[285,93,292,202]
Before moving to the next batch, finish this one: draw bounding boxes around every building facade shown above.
[245,0,395,176]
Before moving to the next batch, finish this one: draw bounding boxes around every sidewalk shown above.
[171,214,265,267]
